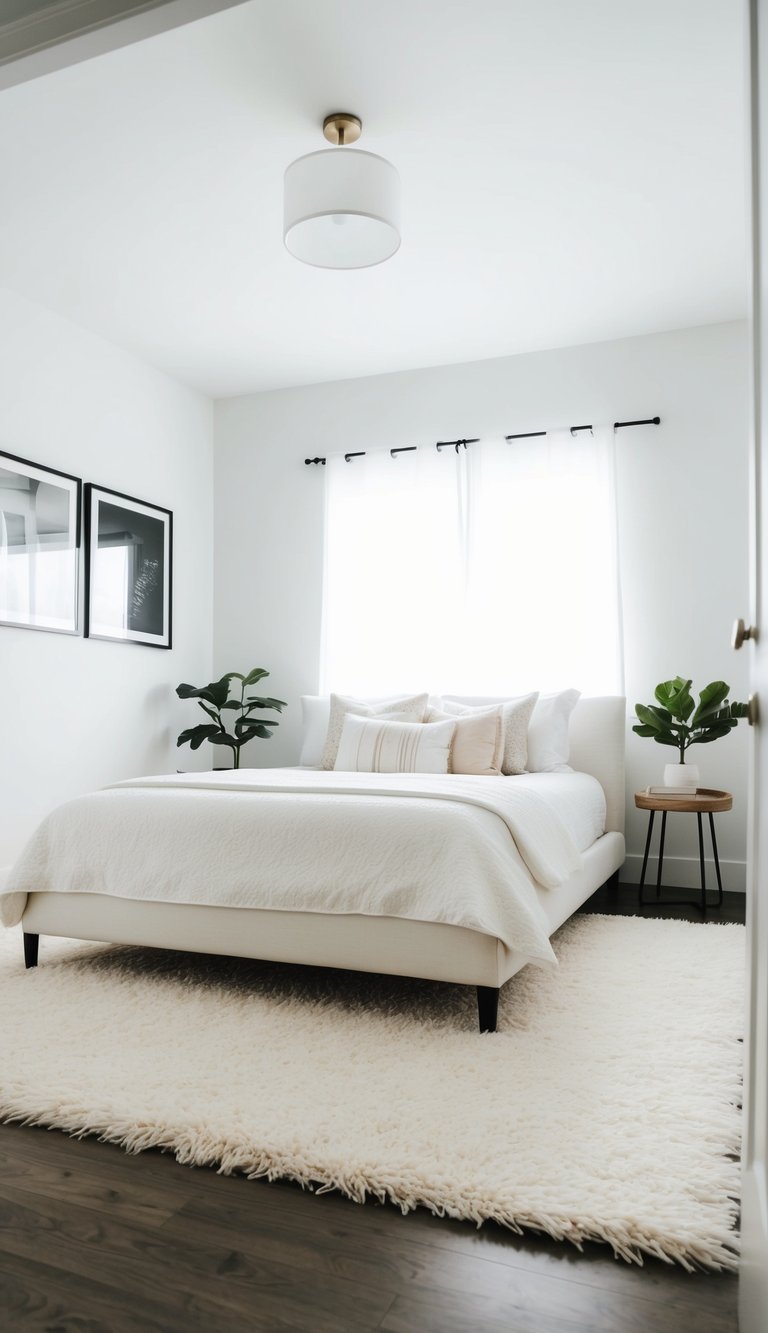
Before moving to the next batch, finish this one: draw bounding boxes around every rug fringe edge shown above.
[0,1106,740,1273]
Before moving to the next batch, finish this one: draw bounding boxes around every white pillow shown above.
[439,693,538,775]
[443,689,580,772]
[427,705,504,776]
[321,692,429,770]
[334,714,455,774]
[528,689,581,771]
[300,696,333,767]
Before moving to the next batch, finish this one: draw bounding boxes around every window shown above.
[322,428,623,697]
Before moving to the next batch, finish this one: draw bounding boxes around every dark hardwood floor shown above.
[0,886,745,1333]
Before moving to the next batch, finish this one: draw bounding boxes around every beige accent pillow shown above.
[334,714,456,774]
[427,706,504,777]
[439,692,538,775]
[321,692,429,770]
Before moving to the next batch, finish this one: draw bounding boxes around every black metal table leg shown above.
[709,811,724,907]
[655,810,667,900]
[638,810,655,906]
[697,811,707,914]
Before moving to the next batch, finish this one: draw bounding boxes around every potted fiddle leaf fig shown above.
[176,668,286,770]
[633,676,748,787]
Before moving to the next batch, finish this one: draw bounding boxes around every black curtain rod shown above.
[304,416,660,464]
[615,416,661,429]
[505,415,661,442]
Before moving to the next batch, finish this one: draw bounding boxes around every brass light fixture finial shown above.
[322,113,363,147]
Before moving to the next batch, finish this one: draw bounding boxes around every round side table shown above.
[634,788,733,913]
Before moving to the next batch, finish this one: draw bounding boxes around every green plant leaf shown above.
[653,734,682,748]
[177,678,230,709]
[691,723,735,745]
[635,703,673,736]
[232,726,258,744]
[243,667,270,686]
[220,672,245,681]
[233,723,276,743]
[654,678,694,722]
[648,705,672,723]
[220,700,243,711]
[727,701,750,719]
[209,732,237,748]
[244,696,286,712]
[176,724,221,750]
[632,723,657,737]
[197,702,219,723]
[648,706,684,734]
[690,681,731,727]
[235,716,277,736]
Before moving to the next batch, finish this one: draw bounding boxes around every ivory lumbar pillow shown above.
[334,714,456,774]
[427,706,504,777]
[321,692,429,770]
[439,693,538,775]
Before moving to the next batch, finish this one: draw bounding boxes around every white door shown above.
[740,4,768,1326]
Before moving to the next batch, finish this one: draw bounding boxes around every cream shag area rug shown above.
[0,914,743,1271]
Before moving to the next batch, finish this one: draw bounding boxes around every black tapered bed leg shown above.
[477,985,499,1033]
[23,932,39,969]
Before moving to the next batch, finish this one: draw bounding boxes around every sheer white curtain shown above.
[321,446,468,694]
[321,427,623,696]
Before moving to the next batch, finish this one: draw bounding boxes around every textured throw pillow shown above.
[439,693,538,775]
[334,714,456,774]
[427,706,504,777]
[321,692,429,770]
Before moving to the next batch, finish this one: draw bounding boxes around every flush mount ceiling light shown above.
[283,113,401,269]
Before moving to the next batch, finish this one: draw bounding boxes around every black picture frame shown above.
[0,449,82,636]
[84,484,172,649]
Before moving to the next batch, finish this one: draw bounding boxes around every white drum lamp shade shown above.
[284,148,401,269]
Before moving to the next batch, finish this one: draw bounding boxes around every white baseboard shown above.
[622,853,746,894]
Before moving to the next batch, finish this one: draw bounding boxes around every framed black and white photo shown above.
[0,450,81,635]
[85,485,172,649]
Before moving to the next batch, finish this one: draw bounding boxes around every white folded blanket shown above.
[1,770,599,964]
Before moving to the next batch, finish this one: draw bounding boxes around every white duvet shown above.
[0,769,606,965]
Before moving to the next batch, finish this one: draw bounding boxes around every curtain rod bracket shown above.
[435,437,480,453]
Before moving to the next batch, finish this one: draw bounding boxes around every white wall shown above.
[0,288,213,867]
[214,321,750,890]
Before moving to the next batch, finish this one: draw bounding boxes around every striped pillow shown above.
[321,692,429,770]
[334,714,456,774]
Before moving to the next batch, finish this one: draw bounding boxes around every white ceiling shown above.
[0,0,748,397]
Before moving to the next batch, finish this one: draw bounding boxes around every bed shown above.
[2,696,625,1032]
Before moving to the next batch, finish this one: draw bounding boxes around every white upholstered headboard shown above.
[568,696,626,835]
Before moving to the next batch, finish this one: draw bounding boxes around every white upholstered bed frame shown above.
[20,696,626,1031]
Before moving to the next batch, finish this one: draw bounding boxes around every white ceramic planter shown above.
[664,762,699,790]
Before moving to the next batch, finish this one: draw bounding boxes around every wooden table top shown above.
[634,788,733,813]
